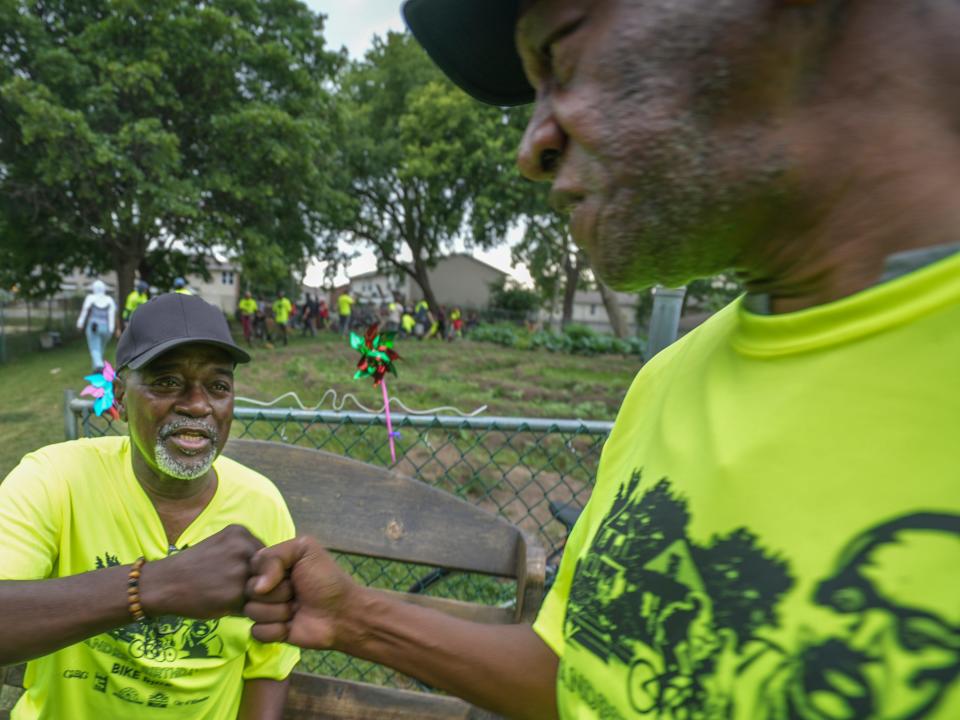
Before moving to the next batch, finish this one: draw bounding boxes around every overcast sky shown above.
[298,1,530,288]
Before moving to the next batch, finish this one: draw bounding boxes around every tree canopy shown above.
[322,32,526,311]
[0,0,342,302]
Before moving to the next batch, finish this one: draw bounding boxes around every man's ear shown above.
[113,371,127,422]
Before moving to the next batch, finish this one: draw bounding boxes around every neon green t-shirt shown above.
[534,251,960,719]
[0,437,300,719]
[337,294,354,316]
[123,291,148,319]
[272,298,292,324]
[237,298,257,317]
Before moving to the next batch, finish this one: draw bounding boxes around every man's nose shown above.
[176,383,213,417]
[517,101,567,182]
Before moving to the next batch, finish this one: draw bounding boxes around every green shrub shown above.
[470,323,644,358]
[562,323,597,341]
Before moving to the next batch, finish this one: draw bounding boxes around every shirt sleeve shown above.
[76,296,92,329]
[242,491,301,680]
[0,451,65,580]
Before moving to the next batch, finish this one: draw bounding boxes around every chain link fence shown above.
[1,296,84,363]
[66,394,611,687]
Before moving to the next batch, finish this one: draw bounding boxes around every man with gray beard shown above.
[0,293,298,719]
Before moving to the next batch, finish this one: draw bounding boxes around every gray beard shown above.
[154,420,220,481]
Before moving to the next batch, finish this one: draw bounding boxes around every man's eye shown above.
[154,377,180,388]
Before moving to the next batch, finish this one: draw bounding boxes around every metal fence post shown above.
[64,389,78,440]
[646,285,686,361]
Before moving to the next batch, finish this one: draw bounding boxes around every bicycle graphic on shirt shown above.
[94,552,225,662]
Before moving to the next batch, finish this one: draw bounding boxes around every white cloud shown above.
[303,0,407,59]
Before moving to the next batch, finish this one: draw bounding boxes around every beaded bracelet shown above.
[128,557,146,622]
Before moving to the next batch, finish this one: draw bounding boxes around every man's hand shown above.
[245,536,360,650]
[142,524,274,619]
[243,535,560,720]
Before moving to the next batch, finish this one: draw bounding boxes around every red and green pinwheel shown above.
[350,324,400,386]
[350,324,401,463]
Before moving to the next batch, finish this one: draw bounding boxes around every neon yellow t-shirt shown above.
[237,298,257,317]
[272,298,292,324]
[534,251,960,719]
[401,314,415,333]
[0,437,300,720]
[337,294,354,316]
[123,291,148,319]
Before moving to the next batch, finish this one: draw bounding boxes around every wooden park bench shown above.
[1,439,545,719]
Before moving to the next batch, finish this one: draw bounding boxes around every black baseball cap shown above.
[402,0,534,107]
[116,293,251,370]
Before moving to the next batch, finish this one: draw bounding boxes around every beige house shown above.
[345,254,507,309]
[540,289,642,335]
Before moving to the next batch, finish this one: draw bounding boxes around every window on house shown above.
[590,304,596,316]
[222,271,234,285]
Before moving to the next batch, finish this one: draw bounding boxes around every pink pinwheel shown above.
[80,361,120,420]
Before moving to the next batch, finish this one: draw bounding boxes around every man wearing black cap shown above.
[0,293,298,719]
[245,1,960,718]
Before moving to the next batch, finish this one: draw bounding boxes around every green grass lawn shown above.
[0,326,640,478]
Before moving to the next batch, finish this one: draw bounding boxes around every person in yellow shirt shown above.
[0,293,298,718]
[173,277,193,295]
[400,310,415,338]
[271,290,293,347]
[337,291,355,336]
[121,281,149,331]
[241,1,960,719]
[237,291,258,347]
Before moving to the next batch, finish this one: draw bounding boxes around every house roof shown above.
[347,253,508,282]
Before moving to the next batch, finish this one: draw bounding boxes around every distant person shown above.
[121,280,149,331]
[436,306,448,340]
[237,291,258,346]
[317,298,330,330]
[400,309,415,338]
[301,294,319,338]
[414,300,430,340]
[337,291,355,335]
[450,307,463,340]
[272,291,292,347]
[76,280,117,372]
[172,277,193,295]
[254,296,271,344]
[386,299,401,332]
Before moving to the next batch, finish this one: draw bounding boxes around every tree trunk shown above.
[114,251,141,330]
[598,281,629,338]
[561,249,583,327]
[411,254,440,316]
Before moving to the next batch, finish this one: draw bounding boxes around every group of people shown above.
[236,291,331,347]
[8,0,959,718]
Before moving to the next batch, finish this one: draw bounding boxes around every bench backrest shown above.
[223,439,545,625]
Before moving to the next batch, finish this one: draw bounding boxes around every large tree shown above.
[325,32,523,312]
[0,0,342,303]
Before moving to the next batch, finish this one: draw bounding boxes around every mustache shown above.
[158,419,219,442]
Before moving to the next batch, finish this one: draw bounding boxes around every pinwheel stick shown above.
[382,379,397,464]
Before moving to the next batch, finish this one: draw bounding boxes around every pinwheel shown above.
[350,324,401,463]
[80,361,120,420]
